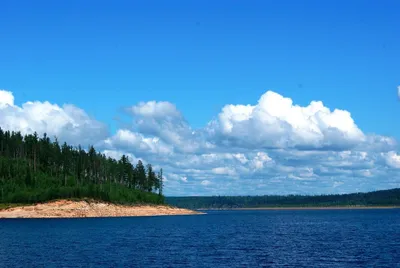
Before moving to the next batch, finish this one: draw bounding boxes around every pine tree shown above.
[146,164,156,192]
[136,160,146,191]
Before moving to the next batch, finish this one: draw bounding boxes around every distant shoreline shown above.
[167,188,400,211]
[197,206,400,211]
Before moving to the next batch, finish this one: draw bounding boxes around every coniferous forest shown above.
[167,188,400,209]
[0,127,164,205]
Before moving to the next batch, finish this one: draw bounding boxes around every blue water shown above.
[0,209,399,267]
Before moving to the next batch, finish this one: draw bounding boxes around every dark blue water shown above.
[0,209,399,267]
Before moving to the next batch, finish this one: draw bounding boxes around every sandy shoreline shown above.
[0,200,204,219]
[198,206,400,210]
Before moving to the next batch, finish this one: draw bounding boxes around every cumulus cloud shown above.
[1,88,400,196]
[208,91,366,150]
[0,90,108,146]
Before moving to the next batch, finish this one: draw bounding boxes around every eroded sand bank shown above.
[0,200,204,218]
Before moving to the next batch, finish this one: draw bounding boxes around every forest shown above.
[166,188,400,209]
[0,127,164,205]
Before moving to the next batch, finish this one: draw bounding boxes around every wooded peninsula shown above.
[0,127,165,207]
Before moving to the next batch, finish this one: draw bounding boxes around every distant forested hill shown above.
[166,188,400,209]
[0,127,164,205]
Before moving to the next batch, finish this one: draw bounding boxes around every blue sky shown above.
[1,1,400,195]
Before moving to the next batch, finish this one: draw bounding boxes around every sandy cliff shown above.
[0,200,204,218]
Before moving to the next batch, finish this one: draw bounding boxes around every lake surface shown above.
[0,209,399,267]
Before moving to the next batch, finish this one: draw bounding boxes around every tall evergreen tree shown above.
[146,164,156,192]
[136,160,146,191]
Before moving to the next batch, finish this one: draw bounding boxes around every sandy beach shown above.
[0,200,204,218]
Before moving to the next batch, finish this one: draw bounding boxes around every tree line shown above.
[166,188,400,209]
[0,127,164,204]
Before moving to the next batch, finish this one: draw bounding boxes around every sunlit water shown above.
[0,209,399,267]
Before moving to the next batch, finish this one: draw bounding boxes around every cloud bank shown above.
[1,89,399,196]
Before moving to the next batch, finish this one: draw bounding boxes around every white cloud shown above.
[0,90,108,146]
[208,91,365,150]
[125,100,209,153]
[250,152,272,170]
[0,90,14,107]
[384,151,400,168]
[104,129,173,155]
